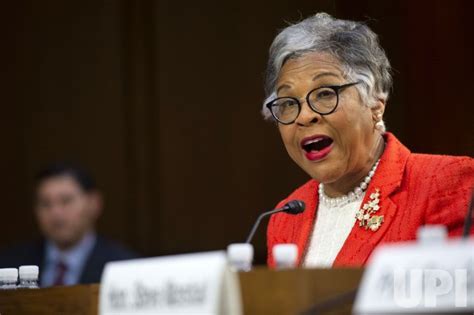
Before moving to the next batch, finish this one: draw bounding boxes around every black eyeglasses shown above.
[265,81,361,125]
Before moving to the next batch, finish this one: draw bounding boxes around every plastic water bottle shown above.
[227,243,254,272]
[273,243,298,269]
[18,265,39,289]
[417,225,448,244]
[0,268,18,290]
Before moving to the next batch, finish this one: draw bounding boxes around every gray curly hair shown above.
[262,13,392,132]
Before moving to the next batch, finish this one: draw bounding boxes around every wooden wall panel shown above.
[0,0,132,246]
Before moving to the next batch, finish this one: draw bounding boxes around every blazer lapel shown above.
[334,133,411,266]
[291,180,319,266]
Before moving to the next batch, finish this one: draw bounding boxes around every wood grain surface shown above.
[0,268,363,315]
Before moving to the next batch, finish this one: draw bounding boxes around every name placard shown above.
[354,239,474,314]
[99,251,242,315]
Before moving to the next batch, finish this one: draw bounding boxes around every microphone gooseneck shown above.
[245,200,305,244]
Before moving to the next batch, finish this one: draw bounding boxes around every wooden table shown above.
[0,268,363,315]
[0,284,99,315]
[240,267,363,315]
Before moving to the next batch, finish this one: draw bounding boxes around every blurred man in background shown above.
[0,162,137,286]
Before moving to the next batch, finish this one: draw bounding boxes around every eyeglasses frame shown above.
[265,81,361,125]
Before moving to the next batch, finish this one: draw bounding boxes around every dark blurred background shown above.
[1,0,473,264]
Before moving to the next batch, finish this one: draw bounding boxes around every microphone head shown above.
[283,200,305,214]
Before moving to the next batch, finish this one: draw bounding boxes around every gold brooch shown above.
[355,188,384,231]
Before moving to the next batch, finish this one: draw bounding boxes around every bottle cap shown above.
[0,268,18,282]
[227,243,254,264]
[19,265,39,280]
[273,243,298,269]
[417,225,448,244]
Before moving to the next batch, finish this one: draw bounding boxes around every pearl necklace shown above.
[318,159,381,207]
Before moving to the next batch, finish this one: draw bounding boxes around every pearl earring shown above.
[375,121,384,131]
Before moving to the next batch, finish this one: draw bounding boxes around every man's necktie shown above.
[52,260,68,286]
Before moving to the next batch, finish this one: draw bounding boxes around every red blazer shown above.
[267,133,474,267]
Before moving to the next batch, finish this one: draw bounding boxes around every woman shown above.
[264,13,474,268]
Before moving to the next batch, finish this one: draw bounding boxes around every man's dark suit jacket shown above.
[0,236,138,284]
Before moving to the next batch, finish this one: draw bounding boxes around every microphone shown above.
[245,200,305,244]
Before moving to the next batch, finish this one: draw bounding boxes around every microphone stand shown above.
[246,208,283,243]
[462,189,474,238]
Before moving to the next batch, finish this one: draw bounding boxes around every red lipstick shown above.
[300,135,334,162]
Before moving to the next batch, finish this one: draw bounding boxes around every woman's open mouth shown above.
[301,135,334,161]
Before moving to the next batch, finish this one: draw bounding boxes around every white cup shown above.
[273,243,298,269]
[227,243,254,272]
[417,225,448,244]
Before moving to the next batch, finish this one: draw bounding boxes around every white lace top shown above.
[303,194,365,268]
